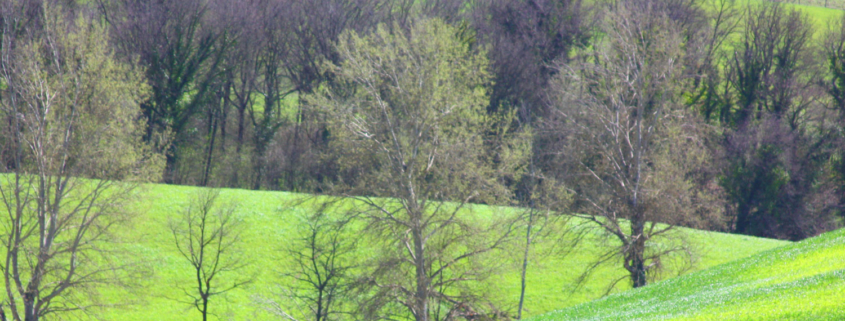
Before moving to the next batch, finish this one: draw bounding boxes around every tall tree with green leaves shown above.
[307,18,528,320]
[0,5,162,320]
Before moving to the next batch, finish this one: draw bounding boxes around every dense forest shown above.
[1,0,845,320]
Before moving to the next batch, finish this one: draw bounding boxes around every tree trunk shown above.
[236,106,246,154]
[201,296,208,321]
[202,108,218,187]
[23,292,35,321]
[517,210,533,319]
[164,148,178,184]
[629,214,647,288]
[412,222,429,321]
[252,91,276,190]
[316,286,324,321]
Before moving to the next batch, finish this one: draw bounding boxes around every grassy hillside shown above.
[758,0,842,25]
[531,227,845,321]
[76,184,787,320]
[700,0,843,38]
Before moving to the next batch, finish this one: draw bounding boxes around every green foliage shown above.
[4,10,162,181]
[0,6,163,319]
[530,228,845,321]
[307,17,524,202]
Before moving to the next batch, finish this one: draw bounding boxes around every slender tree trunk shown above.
[202,108,218,187]
[412,216,429,321]
[220,82,230,154]
[316,288,324,321]
[25,231,44,321]
[252,89,276,190]
[236,106,246,154]
[201,296,208,321]
[517,209,534,319]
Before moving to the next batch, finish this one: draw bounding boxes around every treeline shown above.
[3,0,845,239]
[159,0,837,241]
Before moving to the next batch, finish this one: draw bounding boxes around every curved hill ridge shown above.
[531,228,845,321]
[87,184,787,319]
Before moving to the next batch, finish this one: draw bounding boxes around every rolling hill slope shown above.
[531,227,845,321]
[77,184,788,320]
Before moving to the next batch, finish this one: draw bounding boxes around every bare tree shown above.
[0,4,162,320]
[257,199,358,321]
[307,18,527,320]
[284,204,356,321]
[170,189,250,321]
[550,0,723,288]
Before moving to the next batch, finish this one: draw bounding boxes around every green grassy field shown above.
[700,0,843,39]
[70,184,788,320]
[759,0,842,25]
[530,227,845,321]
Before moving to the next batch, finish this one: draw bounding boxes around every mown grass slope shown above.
[531,228,845,321]
[79,184,788,320]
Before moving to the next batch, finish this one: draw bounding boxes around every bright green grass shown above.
[492,226,789,317]
[74,183,787,320]
[530,227,845,321]
[761,0,842,27]
[699,0,843,40]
